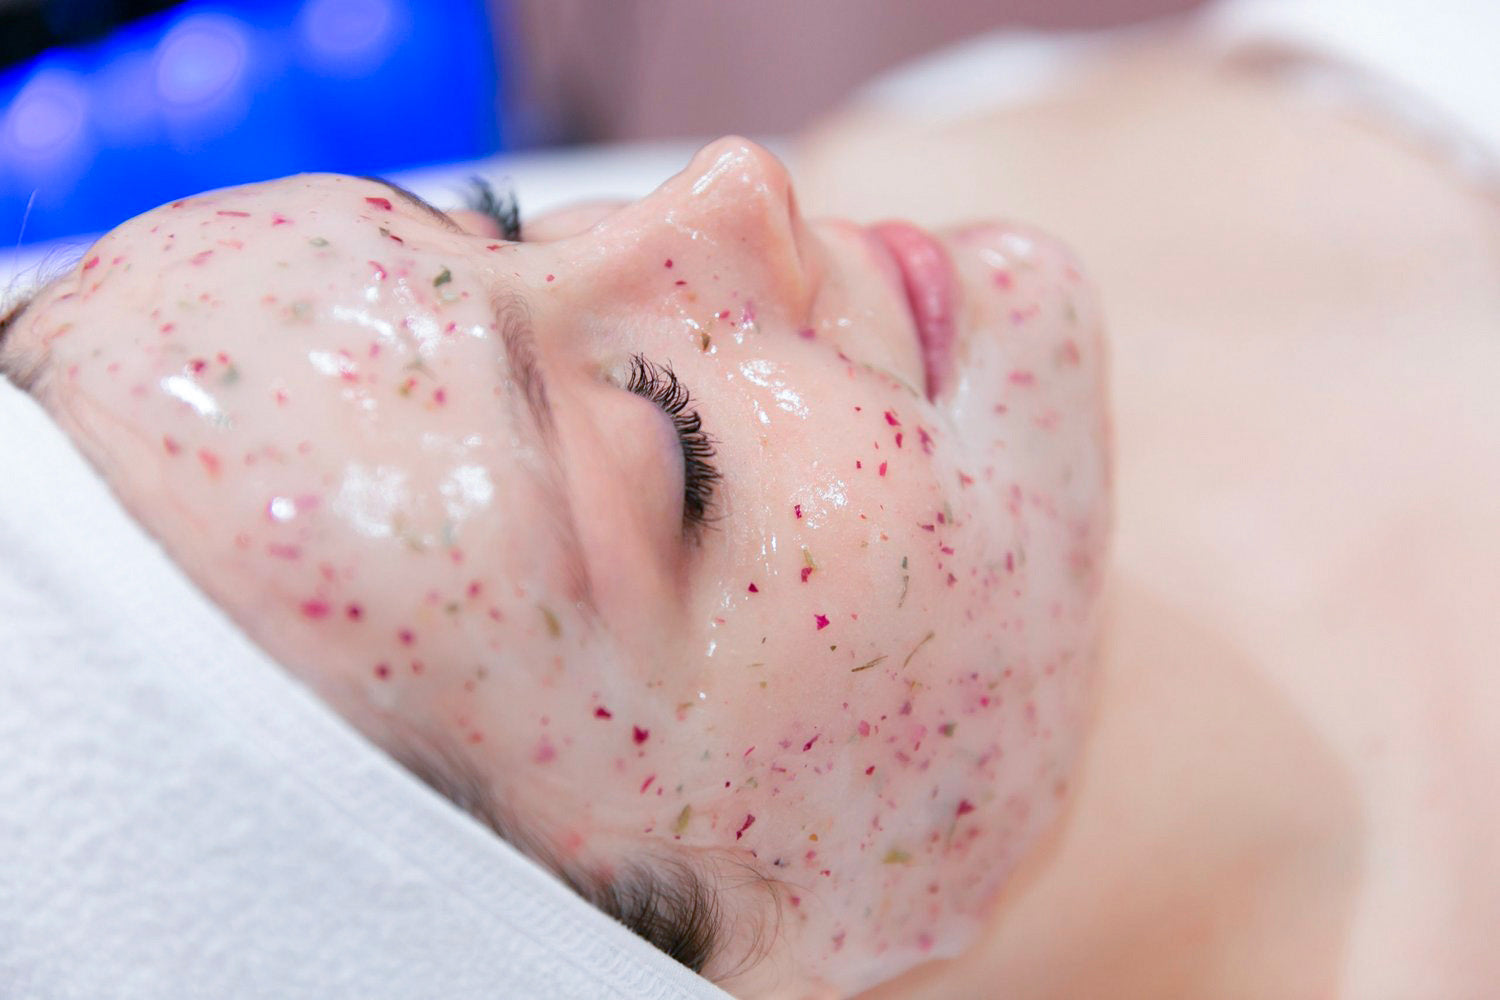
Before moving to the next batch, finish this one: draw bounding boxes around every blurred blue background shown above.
[0,0,1197,248]
[0,0,508,245]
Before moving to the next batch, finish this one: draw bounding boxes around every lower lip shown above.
[870,221,958,399]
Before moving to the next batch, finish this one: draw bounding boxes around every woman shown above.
[0,136,1107,999]
[2,10,1496,1000]
[793,8,1500,997]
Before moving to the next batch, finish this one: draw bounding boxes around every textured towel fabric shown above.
[0,375,730,1000]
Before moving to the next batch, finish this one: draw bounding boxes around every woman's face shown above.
[12,137,1109,997]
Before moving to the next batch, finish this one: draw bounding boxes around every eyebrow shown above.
[359,175,465,233]
[494,293,595,610]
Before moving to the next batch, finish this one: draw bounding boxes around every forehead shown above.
[40,173,490,349]
[30,171,577,583]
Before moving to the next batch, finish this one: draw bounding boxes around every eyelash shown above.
[625,354,720,533]
[462,176,522,242]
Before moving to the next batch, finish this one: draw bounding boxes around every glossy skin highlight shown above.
[11,138,1110,998]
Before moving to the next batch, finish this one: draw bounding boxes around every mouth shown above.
[869,222,959,400]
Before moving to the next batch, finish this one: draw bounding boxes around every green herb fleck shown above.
[882,848,912,865]
[699,331,712,351]
[802,547,818,570]
[308,236,329,248]
[434,267,452,287]
[674,805,693,834]
[220,364,241,386]
[852,655,887,673]
[940,721,957,737]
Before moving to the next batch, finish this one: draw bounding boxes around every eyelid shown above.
[623,354,720,535]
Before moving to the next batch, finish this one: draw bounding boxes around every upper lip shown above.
[868,222,958,400]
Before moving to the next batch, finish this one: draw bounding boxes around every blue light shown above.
[297,0,400,75]
[3,67,90,169]
[154,13,251,110]
[0,0,509,245]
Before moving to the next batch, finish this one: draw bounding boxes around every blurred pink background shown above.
[504,0,1205,143]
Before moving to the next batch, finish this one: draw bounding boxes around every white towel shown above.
[0,374,730,1000]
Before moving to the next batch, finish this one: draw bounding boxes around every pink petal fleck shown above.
[814,613,830,630]
[595,706,613,719]
[747,582,759,593]
[735,813,756,839]
[364,196,393,210]
[884,409,900,426]
[632,726,650,745]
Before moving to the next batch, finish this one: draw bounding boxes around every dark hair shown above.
[0,291,38,391]
[392,730,735,976]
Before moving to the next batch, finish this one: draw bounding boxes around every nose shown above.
[604,136,815,309]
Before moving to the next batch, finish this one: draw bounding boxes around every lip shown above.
[869,221,959,399]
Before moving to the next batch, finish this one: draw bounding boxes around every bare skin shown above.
[799,37,1500,999]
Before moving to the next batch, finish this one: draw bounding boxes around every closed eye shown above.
[624,354,720,536]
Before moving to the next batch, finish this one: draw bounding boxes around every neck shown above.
[856,574,1361,999]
